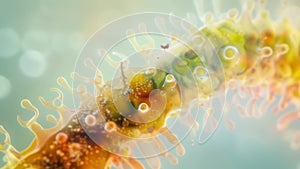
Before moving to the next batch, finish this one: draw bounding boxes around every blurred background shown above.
[1,0,300,168]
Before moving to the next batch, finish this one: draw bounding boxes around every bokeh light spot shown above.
[0,75,11,99]
[19,50,47,78]
[0,28,20,58]
[22,30,50,52]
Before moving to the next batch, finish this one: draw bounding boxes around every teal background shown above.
[1,0,300,168]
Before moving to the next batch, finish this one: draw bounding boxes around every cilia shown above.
[1,0,300,168]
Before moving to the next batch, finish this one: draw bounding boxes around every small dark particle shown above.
[123,90,130,95]
[160,44,169,50]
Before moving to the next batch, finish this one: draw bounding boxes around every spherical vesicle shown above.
[55,132,68,144]
[164,74,177,88]
[193,66,209,82]
[138,102,150,113]
[223,46,239,60]
[85,114,97,126]
[104,121,117,133]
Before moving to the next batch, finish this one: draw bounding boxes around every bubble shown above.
[138,102,150,114]
[55,132,68,144]
[164,74,177,88]
[222,45,239,60]
[104,121,117,133]
[22,30,50,52]
[84,114,97,126]
[19,50,47,78]
[191,35,205,48]
[165,74,176,83]
[193,66,209,82]
[0,75,11,99]
[0,28,20,58]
